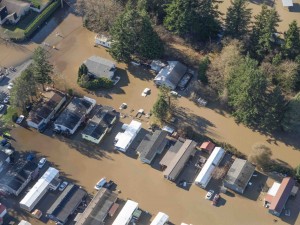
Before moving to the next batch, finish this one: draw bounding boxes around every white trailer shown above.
[150,212,169,225]
[195,147,225,188]
[112,200,138,225]
[95,34,112,48]
[20,167,59,211]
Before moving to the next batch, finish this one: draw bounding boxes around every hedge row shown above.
[24,0,60,38]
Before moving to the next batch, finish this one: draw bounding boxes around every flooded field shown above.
[1,3,300,225]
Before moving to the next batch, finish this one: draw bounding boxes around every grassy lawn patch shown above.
[2,10,39,40]
[1,106,19,126]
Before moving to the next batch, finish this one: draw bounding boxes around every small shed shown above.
[199,141,215,154]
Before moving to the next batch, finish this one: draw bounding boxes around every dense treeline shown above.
[79,0,300,132]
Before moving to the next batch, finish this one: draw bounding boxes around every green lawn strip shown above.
[24,0,60,38]
[1,106,18,126]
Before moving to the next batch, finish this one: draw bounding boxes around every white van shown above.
[94,177,107,190]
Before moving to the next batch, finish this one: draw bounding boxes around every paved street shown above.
[0,60,32,102]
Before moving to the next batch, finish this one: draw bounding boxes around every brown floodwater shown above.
[1,5,300,225]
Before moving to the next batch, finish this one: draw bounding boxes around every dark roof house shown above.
[223,158,255,194]
[81,106,117,144]
[0,160,38,196]
[75,188,118,225]
[27,91,66,129]
[54,97,96,134]
[163,139,197,181]
[136,130,168,164]
[47,184,87,224]
[153,61,188,90]
[83,56,116,80]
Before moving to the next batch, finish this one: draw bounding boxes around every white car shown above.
[7,82,13,90]
[94,177,107,190]
[59,181,69,191]
[16,115,25,124]
[170,91,180,97]
[141,88,151,97]
[119,103,127,110]
[0,105,4,112]
[205,190,214,200]
[38,158,47,168]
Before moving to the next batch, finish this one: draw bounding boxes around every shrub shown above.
[198,56,210,84]
[24,0,60,38]
[68,88,73,96]
[12,113,18,122]
[78,74,114,90]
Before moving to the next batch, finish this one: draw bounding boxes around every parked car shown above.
[170,91,181,97]
[141,88,151,97]
[26,153,36,161]
[212,194,220,206]
[3,96,10,104]
[104,180,114,189]
[0,104,4,112]
[38,158,47,168]
[16,115,25,124]
[119,103,127,110]
[205,190,214,200]
[7,82,13,90]
[94,177,107,190]
[59,181,69,191]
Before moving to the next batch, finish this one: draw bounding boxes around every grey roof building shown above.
[154,61,188,90]
[0,160,38,196]
[162,139,197,181]
[54,96,96,134]
[75,188,118,225]
[47,184,87,224]
[136,130,168,164]
[223,158,256,194]
[81,106,117,144]
[83,56,116,79]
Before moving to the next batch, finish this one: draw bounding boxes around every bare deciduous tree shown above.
[77,0,124,33]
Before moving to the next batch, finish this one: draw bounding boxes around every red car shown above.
[212,194,220,206]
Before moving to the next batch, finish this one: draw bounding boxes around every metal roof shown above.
[112,200,138,225]
[75,188,118,225]
[224,158,255,192]
[47,184,86,224]
[160,140,183,167]
[84,56,116,79]
[136,130,168,163]
[269,177,296,213]
[163,139,197,180]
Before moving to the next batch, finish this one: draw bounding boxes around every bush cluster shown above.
[78,75,114,90]
[77,64,113,90]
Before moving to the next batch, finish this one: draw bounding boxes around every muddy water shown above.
[2,5,300,225]
[9,25,300,225]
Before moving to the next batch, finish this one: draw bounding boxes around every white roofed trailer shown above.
[114,120,142,152]
[150,212,169,225]
[194,147,225,188]
[95,34,112,48]
[20,167,59,211]
[112,200,138,225]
